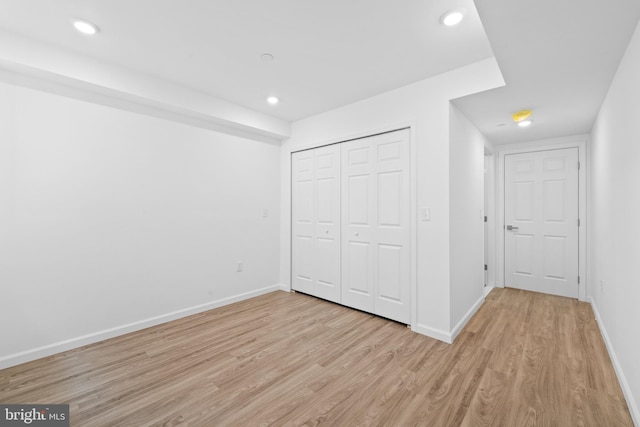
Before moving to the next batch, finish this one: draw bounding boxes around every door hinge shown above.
[484,216,488,223]
[578,276,580,284]
[484,264,488,271]
[578,218,581,227]
[578,161,581,170]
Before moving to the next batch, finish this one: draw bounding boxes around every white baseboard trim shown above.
[450,294,485,342]
[413,323,452,344]
[588,297,640,426]
[412,294,486,345]
[483,285,495,298]
[0,284,284,371]
[278,283,290,292]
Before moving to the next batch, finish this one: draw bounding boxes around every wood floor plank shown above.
[0,288,633,426]
[460,367,513,427]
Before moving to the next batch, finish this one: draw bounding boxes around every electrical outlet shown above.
[263,209,269,218]
[600,280,604,292]
[237,261,243,273]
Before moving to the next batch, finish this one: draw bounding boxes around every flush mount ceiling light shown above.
[440,8,466,26]
[512,109,532,123]
[72,18,99,35]
[267,96,279,105]
[512,109,533,127]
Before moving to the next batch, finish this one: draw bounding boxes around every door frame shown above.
[484,147,496,293]
[496,136,587,301]
[289,122,417,327]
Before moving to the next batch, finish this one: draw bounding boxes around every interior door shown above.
[342,129,411,323]
[291,145,341,303]
[504,148,579,298]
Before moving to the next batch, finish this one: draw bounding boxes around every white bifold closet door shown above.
[291,144,341,303]
[291,129,411,324]
[341,129,411,324]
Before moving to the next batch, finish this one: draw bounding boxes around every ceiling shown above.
[0,0,638,145]
[453,0,640,145]
[0,0,493,122]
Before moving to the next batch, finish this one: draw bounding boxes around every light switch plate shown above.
[421,207,431,221]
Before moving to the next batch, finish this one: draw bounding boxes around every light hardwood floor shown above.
[0,288,633,426]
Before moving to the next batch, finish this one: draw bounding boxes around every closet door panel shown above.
[341,139,376,312]
[313,144,341,303]
[291,150,315,295]
[341,129,411,324]
[374,130,411,324]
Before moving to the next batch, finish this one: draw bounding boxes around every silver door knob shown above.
[506,225,519,231]
[325,229,329,234]
[354,232,359,237]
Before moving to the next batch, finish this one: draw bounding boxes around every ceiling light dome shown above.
[72,18,99,35]
[518,120,533,127]
[267,96,279,105]
[441,9,466,26]
[512,109,532,122]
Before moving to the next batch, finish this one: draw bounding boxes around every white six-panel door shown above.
[291,144,341,303]
[504,148,579,298]
[341,129,411,323]
[313,145,342,302]
[291,149,315,295]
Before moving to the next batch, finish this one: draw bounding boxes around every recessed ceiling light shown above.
[440,9,466,26]
[267,96,279,105]
[72,18,99,35]
[518,120,533,127]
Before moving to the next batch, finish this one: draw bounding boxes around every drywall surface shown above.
[280,58,504,338]
[449,104,486,329]
[588,18,640,424]
[0,82,281,366]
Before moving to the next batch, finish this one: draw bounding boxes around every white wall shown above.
[0,82,282,368]
[588,18,640,424]
[280,58,504,340]
[449,104,487,332]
